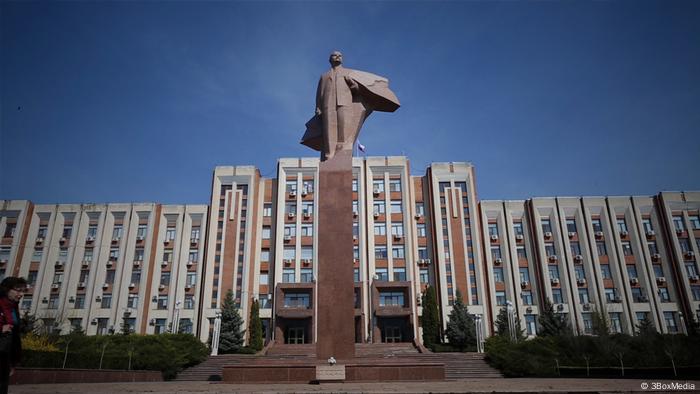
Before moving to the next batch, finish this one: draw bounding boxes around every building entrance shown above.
[285,326,306,344]
[383,326,402,342]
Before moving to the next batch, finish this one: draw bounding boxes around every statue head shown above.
[329,51,343,67]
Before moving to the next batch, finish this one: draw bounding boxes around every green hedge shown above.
[22,333,209,380]
[485,333,700,378]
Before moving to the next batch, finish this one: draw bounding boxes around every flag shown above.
[357,141,366,153]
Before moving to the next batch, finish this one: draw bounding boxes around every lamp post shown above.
[475,314,484,353]
[172,300,182,334]
[211,312,222,356]
[506,300,516,342]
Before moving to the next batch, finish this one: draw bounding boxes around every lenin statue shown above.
[300,51,400,160]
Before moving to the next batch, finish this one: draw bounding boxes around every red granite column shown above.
[316,150,356,360]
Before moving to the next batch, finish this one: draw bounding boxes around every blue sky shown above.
[1,1,699,204]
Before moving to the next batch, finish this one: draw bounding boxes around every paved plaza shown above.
[10,378,700,393]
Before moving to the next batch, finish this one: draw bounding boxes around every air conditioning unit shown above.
[112,237,120,243]
[490,234,499,242]
[187,261,194,267]
[420,258,431,265]
[301,189,308,197]
[283,259,291,266]
[685,251,695,258]
[646,230,655,237]
[283,235,292,241]
[595,231,604,238]
[78,282,85,288]
[515,234,524,241]
[556,304,564,311]
[393,234,403,240]
[149,318,156,326]
[657,276,666,284]
[91,318,98,325]
[630,277,639,285]
[568,232,576,238]
[106,260,114,267]
[551,278,560,285]
[288,212,296,219]
[549,255,558,262]
[373,212,380,218]
[102,283,109,288]
[544,231,552,238]
[526,306,533,313]
[353,258,359,264]
[133,261,141,268]
[161,261,168,267]
[353,211,359,217]
[82,260,90,267]
[129,283,135,288]
[185,284,192,290]
[289,190,296,197]
[135,236,143,241]
[352,235,358,241]
[60,237,67,244]
[614,296,622,303]
[494,258,503,265]
[373,188,380,196]
[690,275,700,282]
[520,281,528,288]
[51,283,60,290]
[159,284,165,291]
[303,211,311,219]
[583,303,591,311]
[639,295,649,302]
[620,230,628,237]
[55,261,64,268]
[95,296,102,302]
[36,237,44,243]
[652,253,661,261]
[0,259,7,265]
[577,278,587,286]
[676,228,684,234]
[414,213,423,219]
[574,255,583,262]
[86,236,95,242]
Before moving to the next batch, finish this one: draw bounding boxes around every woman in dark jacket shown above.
[0,277,27,394]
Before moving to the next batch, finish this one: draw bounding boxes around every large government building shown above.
[1,156,699,346]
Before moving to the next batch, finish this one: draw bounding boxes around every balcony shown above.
[275,283,314,319]
[372,281,412,317]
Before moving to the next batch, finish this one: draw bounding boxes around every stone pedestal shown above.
[316,150,356,360]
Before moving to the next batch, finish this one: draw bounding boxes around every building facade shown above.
[1,158,699,345]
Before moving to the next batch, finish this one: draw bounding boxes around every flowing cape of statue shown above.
[300,69,400,152]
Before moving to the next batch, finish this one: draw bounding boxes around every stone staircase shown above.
[175,342,501,381]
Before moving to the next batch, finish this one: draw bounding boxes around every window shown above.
[379,291,404,307]
[648,241,658,255]
[691,286,700,301]
[658,287,670,302]
[609,313,622,333]
[605,288,617,303]
[516,246,527,259]
[300,224,313,237]
[679,238,691,253]
[74,295,85,309]
[552,289,564,304]
[391,223,404,237]
[519,268,530,283]
[154,319,168,334]
[260,249,270,262]
[490,246,502,260]
[259,294,271,309]
[375,246,388,259]
[285,180,297,193]
[47,294,59,309]
[513,222,524,236]
[393,267,406,281]
[163,251,172,263]
[415,203,425,216]
[283,224,296,238]
[372,179,385,193]
[549,266,560,280]
[545,243,556,257]
[525,315,537,336]
[418,247,428,260]
[97,318,109,335]
[566,219,577,233]
[160,272,170,286]
[184,294,195,309]
[285,202,297,215]
[582,313,593,334]
[596,241,607,256]
[301,201,313,216]
[101,294,112,309]
[636,312,650,325]
[574,265,585,280]
[58,249,68,263]
[488,223,499,237]
[354,268,360,282]
[627,265,639,279]
[631,287,644,302]
[374,223,386,235]
[672,216,684,231]
[621,241,633,256]
[375,268,388,281]
[282,269,295,283]
[653,265,664,278]
[351,179,358,192]
[134,248,144,262]
[165,226,176,241]
[31,249,43,261]
[578,288,590,304]
[521,291,533,305]
[390,201,402,214]
[600,264,612,279]
[416,223,426,237]
[37,225,48,239]
[690,215,700,230]
[389,179,401,192]
[112,225,123,240]
[438,182,450,192]
[642,218,653,233]
[392,246,405,259]
[541,218,552,234]
[419,268,429,284]
[27,270,38,286]
[617,218,628,233]
[259,271,269,285]
[109,248,119,260]
[157,295,168,309]
[570,242,581,256]
[493,267,504,283]
[283,293,310,308]
[104,270,115,285]
[62,225,72,239]
[127,294,139,308]
[179,318,193,334]
[263,203,272,217]
[300,268,313,283]
[591,218,602,233]
[664,312,678,333]
[373,201,385,215]
[283,247,295,260]
[495,291,506,306]
[87,225,98,238]
[186,272,196,287]
[302,179,314,194]
[686,262,698,277]
[262,227,271,240]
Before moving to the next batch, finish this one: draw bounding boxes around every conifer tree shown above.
[445,291,475,351]
[420,286,440,348]
[636,314,657,337]
[537,298,569,337]
[249,299,264,351]
[218,290,245,353]
[494,306,525,341]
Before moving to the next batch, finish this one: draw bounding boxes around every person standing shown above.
[0,277,27,394]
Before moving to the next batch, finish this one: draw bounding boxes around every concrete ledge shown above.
[11,368,162,385]
[222,362,444,383]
